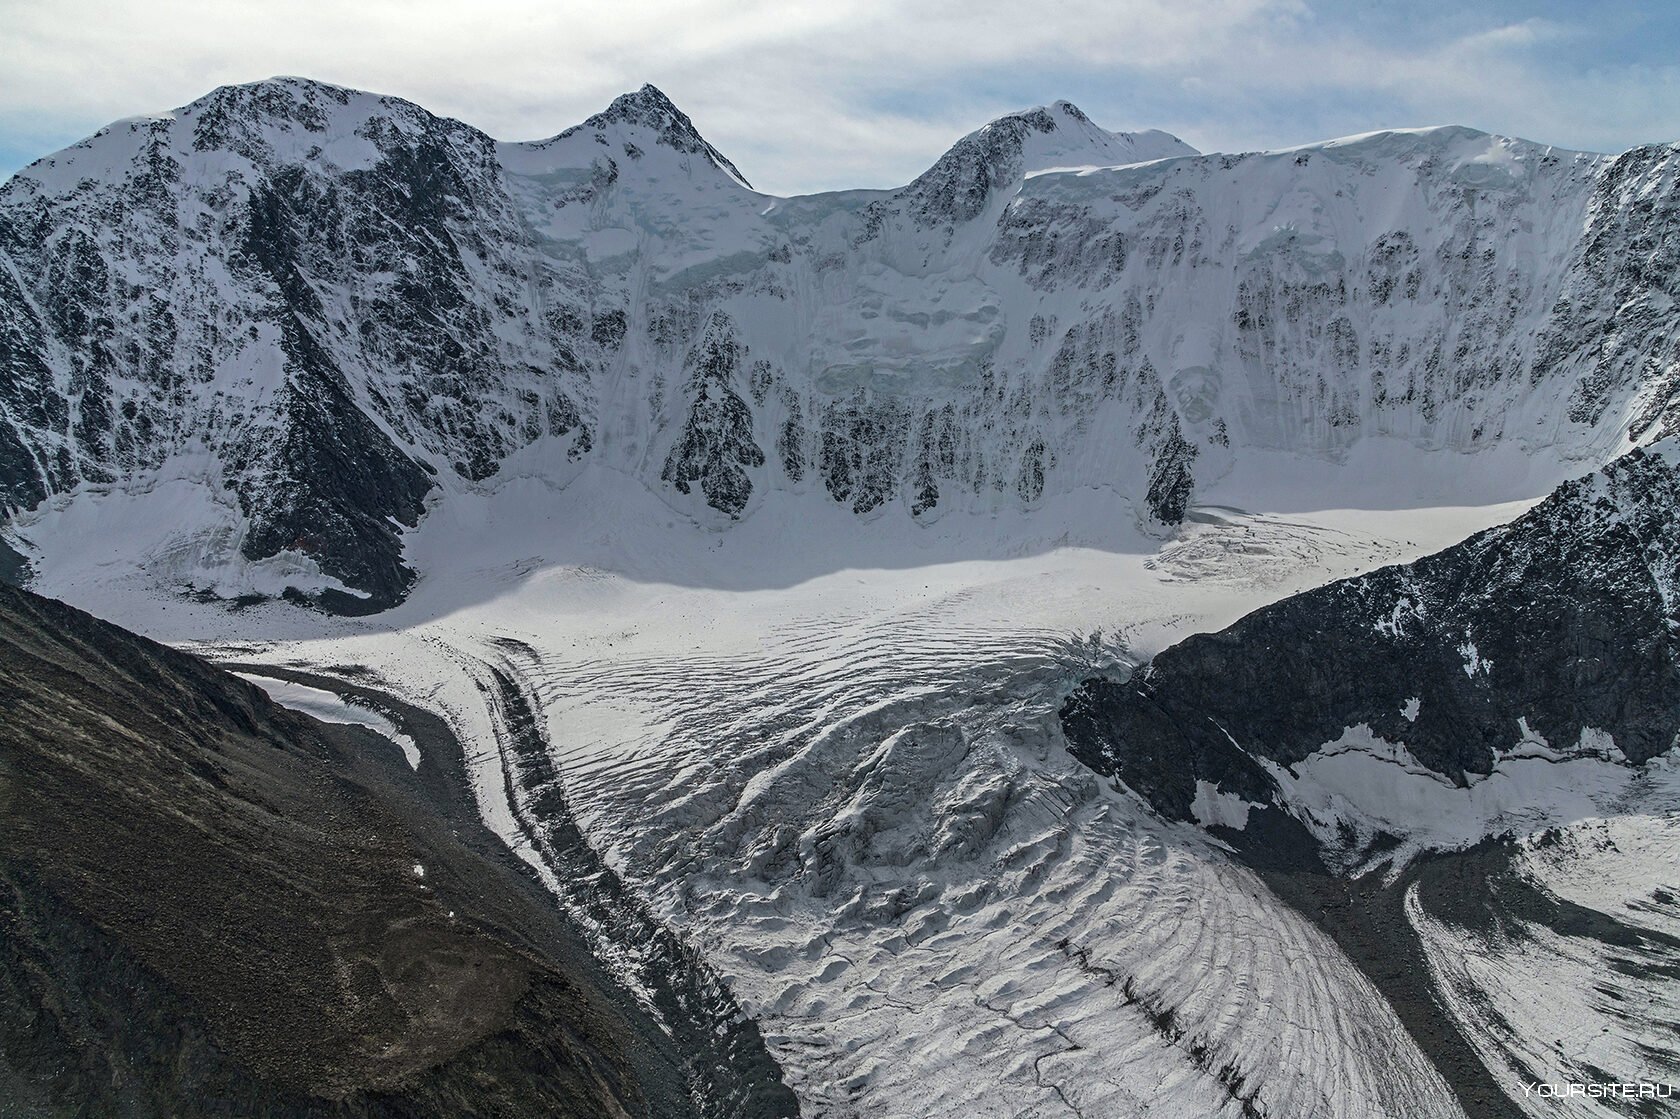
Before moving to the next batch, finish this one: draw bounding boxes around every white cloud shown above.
[0,0,1673,194]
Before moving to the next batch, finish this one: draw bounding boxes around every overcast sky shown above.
[3,0,1676,195]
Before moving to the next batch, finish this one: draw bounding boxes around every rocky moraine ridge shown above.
[1,77,1677,607]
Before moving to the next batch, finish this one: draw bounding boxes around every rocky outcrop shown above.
[1060,440,1680,1119]
[1061,438,1680,826]
[661,314,765,516]
[223,326,432,612]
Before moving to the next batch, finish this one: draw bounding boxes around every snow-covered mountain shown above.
[3,77,1677,608]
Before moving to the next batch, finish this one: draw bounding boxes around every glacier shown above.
[3,77,1679,1118]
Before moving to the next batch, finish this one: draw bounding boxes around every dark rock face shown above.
[903,108,1058,226]
[660,314,766,517]
[225,327,432,613]
[1062,440,1680,824]
[1538,144,1680,438]
[0,77,594,610]
[1143,412,1195,524]
[816,394,911,515]
[0,265,60,514]
[0,581,721,1116]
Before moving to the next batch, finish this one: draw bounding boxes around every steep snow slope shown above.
[2,78,1677,605]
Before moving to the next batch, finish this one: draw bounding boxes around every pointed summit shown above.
[904,101,1196,225]
[551,84,750,188]
[590,84,695,133]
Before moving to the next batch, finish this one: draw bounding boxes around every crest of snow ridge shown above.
[904,100,1197,225]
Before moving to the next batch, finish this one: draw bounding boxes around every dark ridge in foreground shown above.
[0,581,707,1117]
[235,656,802,1119]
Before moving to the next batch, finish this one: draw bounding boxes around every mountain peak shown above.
[550,84,750,188]
[903,101,1197,224]
[179,75,424,132]
[11,76,469,198]
[984,100,1089,135]
[997,100,1197,172]
[599,83,686,125]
